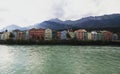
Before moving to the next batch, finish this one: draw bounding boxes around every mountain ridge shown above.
[0,14,120,32]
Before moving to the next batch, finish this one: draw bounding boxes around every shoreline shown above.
[0,40,120,46]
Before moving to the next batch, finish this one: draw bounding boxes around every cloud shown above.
[0,0,120,29]
[0,8,9,12]
[62,0,120,20]
[52,0,67,18]
[52,4,64,18]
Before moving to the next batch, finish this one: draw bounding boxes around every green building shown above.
[97,32,103,41]
[84,32,88,40]
[52,31,57,40]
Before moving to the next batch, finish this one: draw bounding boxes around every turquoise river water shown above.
[0,45,120,74]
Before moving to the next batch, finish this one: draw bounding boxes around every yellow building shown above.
[45,28,52,40]
[88,32,92,40]
[2,32,11,40]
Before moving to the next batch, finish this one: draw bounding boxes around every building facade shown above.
[45,29,52,40]
[112,33,118,40]
[57,32,61,40]
[37,29,45,40]
[25,30,29,40]
[75,29,87,40]
[52,31,57,40]
[97,32,103,41]
[29,28,45,40]
[2,32,11,40]
[0,32,3,40]
[68,32,75,39]
[84,32,88,40]
[17,31,24,40]
[87,32,92,40]
[12,30,20,40]
[29,28,36,40]
[102,31,113,41]
[91,31,97,41]
[60,30,68,40]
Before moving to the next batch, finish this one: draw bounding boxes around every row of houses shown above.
[0,28,119,41]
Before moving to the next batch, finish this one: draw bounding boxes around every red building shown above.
[29,28,45,40]
[102,31,113,41]
[57,32,61,40]
[75,29,86,40]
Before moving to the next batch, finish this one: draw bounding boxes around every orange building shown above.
[102,31,113,41]
[75,29,87,40]
[29,28,45,40]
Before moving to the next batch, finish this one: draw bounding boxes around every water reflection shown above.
[0,45,15,73]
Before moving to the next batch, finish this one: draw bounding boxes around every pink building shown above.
[102,31,113,41]
[75,29,86,40]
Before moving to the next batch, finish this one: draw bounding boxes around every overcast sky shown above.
[0,0,120,29]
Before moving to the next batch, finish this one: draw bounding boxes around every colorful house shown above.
[45,28,52,40]
[52,31,57,40]
[102,31,113,41]
[18,31,29,40]
[67,29,75,39]
[87,32,92,40]
[2,32,11,40]
[84,32,88,40]
[12,30,20,40]
[75,29,87,40]
[68,32,75,39]
[25,30,29,40]
[112,33,118,40]
[13,30,26,40]
[17,31,24,40]
[97,32,103,41]
[29,28,36,40]
[60,30,68,40]
[91,31,97,41]
[57,32,61,40]
[37,29,45,40]
[117,33,120,40]
[0,32,3,40]
[29,28,45,40]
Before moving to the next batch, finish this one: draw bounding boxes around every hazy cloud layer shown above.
[0,0,120,29]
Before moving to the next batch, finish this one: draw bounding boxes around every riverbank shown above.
[0,40,120,46]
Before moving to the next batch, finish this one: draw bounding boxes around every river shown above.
[0,45,120,74]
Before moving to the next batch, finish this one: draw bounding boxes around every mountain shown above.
[33,21,69,30]
[73,14,120,32]
[1,14,120,32]
[34,14,120,32]
[0,25,24,32]
[49,18,63,23]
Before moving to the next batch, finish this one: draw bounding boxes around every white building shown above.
[45,28,52,40]
[91,31,97,41]
[2,32,11,40]
[112,33,118,40]
[60,30,68,40]
[0,32,3,40]
[25,30,29,40]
